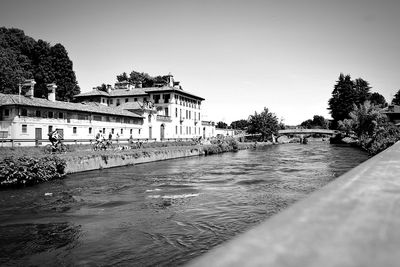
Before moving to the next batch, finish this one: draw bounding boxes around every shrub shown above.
[362,124,400,155]
[0,156,66,188]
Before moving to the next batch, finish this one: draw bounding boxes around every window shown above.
[134,98,137,102]
[116,99,120,106]
[102,99,105,103]
[103,128,105,134]
[139,129,141,135]
[164,94,170,103]
[130,129,133,135]
[176,125,178,134]
[22,124,27,133]
[48,126,53,133]
[153,94,160,104]
[73,127,77,134]
[148,115,151,123]
[165,108,169,117]
[48,111,53,118]
[78,114,88,120]
[93,115,102,121]
[36,110,41,117]
[105,116,110,122]
[58,112,64,119]
[180,126,182,135]
[125,98,129,103]
[110,99,113,105]
[175,108,178,118]
[186,110,188,118]
[89,127,92,134]
[111,128,114,134]
[21,108,27,116]
[121,128,123,134]
[4,109,9,116]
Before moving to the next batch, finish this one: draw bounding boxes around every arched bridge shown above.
[278,129,338,136]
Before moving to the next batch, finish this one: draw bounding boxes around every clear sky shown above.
[1,0,400,125]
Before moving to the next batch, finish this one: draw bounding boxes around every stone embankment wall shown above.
[64,142,265,174]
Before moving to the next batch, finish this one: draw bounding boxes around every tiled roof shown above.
[73,90,109,97]
[109,89,147,96]
[0,93,143,118]
[118,101,144,110]
[74,86,205,100]
[143,86,205,100]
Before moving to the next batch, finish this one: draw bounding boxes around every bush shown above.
[0,156,66,188]
[362,124,400,155]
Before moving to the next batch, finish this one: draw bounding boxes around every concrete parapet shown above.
[187,142,400,267]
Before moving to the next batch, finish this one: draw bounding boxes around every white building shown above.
[0,84,144,146]
[74,74,209,140]
[0,75,218,145]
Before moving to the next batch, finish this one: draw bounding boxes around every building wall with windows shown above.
[0,93,144,146]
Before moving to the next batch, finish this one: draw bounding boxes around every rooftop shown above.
[0,93,143,118]
[74,86,205,101]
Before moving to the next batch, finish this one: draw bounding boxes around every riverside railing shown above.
[187,141,400,267]
[0,137,202,147]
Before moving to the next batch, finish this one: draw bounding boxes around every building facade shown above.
[74,74,208,141]
[0,84,144,146]
[0,75,219,146]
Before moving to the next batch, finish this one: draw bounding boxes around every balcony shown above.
[157,115,172,122]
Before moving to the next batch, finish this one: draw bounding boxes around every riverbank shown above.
[0,140,271,188]
[62,141,268,174]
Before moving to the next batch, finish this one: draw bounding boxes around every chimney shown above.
[107,84,112,93]
[166,73,174,87]
[47,83,57,102]
[24,79,36,99]
[135,81,143,88]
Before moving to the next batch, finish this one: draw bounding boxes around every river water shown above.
[0,143,368,266]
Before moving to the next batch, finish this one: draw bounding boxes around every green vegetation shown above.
[0,156,66,188]
[230,119,249,130]
[328,73,387,129]
[300,115,329,129]
[0,27,80,101]
[247,107,280,141]
[392,89,400,105]
[216,121,228,128]
[336,101,400,155]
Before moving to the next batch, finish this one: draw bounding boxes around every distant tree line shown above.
[0,27,80,101]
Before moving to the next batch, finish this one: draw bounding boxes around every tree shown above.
[50,43,80,101]
[247,107,279,141]
[338,101,386,138]
[95,83,108,92]
[369,92,387,107]
[328,73,373,128]
[392,89,400,105]
[216,121,228,128]
[116,72,128,82]
[230,119,248,130]
[0,27,80,101]
[300,115,328,129]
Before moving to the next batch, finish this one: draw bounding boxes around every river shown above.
[0,143,368,266]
